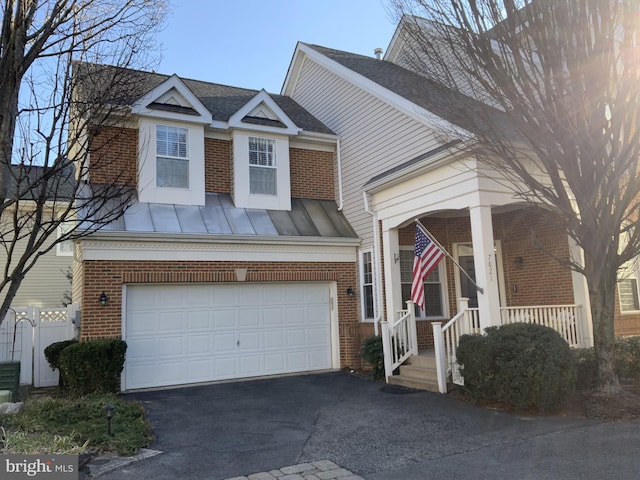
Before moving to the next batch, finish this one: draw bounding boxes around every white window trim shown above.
[618,257,640,314]
[399,246,449,320]
[360,249,377,321]
[56,223,74,257]
[138,118,205,206]
[232,131,291,210]
[156,124,189,189]
[248,136,277,196]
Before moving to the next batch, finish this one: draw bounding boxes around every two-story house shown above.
[72,66,360,391]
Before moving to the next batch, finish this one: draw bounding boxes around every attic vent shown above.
[374,48,383,60]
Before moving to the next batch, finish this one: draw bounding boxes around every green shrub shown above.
[457,323,576,412]
[572,336,640,387]
[58,339,127,395]
[361,335,385,380]
[572,347,597,389]
[615,336,640,382]
[44,340,78,371]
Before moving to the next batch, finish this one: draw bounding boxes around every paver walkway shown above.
[224,460,363,480]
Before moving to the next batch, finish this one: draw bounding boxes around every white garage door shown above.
[123,283,334,390]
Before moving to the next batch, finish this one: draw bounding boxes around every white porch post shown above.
[568,237,594,347]
[469,205,501,330]
[382,226,402,323]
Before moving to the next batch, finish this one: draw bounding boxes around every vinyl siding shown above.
[290,57,447,248]
[0,235,72,308]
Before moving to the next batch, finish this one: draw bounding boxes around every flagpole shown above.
[414,218,484,295]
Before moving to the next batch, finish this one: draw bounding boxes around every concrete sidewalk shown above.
[98,372,640,480]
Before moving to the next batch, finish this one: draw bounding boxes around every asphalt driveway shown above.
[100,372,640,480]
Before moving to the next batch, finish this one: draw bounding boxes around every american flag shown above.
[411,225,445,309]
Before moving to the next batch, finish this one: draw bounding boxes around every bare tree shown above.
[0,0,166,325]
[389,0,640,395]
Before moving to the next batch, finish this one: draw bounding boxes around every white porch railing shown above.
[432,301,586,394]
[500,305,583,347]
[380,301,418,380]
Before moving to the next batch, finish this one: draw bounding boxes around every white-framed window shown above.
[248,136,276,195]
[399,247,445,318]
[619,277,640,312]
[360,250,375,319]
[617,232,640,313]
[156,125,189,188]
[56,223,74,257]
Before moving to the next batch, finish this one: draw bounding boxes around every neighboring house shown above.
[0,165,74,309]
[281,39,625,389]
[72,67,360,391]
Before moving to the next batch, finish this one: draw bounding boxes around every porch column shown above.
[382,226,402,323]
[469,205,501,330]
[568,237,594,347]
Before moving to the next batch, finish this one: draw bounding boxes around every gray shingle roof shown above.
[303,44,516,138]
[98,193,359,242]
[82,64,334,135]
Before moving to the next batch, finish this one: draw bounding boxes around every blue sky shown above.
[156,0,398,93]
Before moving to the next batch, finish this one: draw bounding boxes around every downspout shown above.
[363,191,383,335]
[336,138,344,210]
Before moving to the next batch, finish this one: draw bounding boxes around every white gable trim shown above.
[285,44,472,141]
[228,90,301,135]
[131,75,213,124]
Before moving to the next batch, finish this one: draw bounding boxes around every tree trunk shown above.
[585,256,622,395]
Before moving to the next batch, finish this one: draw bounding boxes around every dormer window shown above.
[249,137,276,195]
[156,125,189,188]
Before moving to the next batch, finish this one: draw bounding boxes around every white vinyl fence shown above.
[0,304,78,387]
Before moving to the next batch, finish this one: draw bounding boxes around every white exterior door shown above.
[123,282,335,390]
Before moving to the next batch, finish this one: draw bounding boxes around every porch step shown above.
[387,352,440,393]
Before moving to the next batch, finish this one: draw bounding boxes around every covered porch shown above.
[364,153,593,393]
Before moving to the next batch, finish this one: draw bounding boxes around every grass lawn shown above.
[0,393,152,456]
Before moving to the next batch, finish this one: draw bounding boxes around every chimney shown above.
[374,48,383,60]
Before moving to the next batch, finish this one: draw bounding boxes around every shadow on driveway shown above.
[100,371,640,480]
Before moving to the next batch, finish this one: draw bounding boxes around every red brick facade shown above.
[89,126,138,186]
[290,148,335,200]
[80,260,362,368]
[204,138,232,194]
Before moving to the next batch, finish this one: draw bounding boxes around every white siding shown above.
[290,57,447,248]
[0,236,72,308]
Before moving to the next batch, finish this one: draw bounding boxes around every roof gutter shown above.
[337,137,344,210]
[81,230,361,247]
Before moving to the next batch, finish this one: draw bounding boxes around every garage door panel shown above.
[213,357,236,378]
[286,307,306,325]
[238,331,261,350]
[309,349,332,368]
[213,310,236,329]
[309,327,330,346]
[157,336,185,356]
[214,333,236,352]
[239,355,261,375]
[263,330,284,349]
[287,329,307,347]
[264,353,285,371]
[186,311,210,329]
[125,283,333,390]
[186,335,209,354]
[238,310,261,328]
[263,308,284,326]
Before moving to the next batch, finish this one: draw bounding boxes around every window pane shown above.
[250,166,277,195]
[620,279,640,312]
[400,248,444,318]
[362,251,375,319]
[157,157,189,188]
[157,125,188,159]
[364,285,374,318]
[424,283,443,316]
